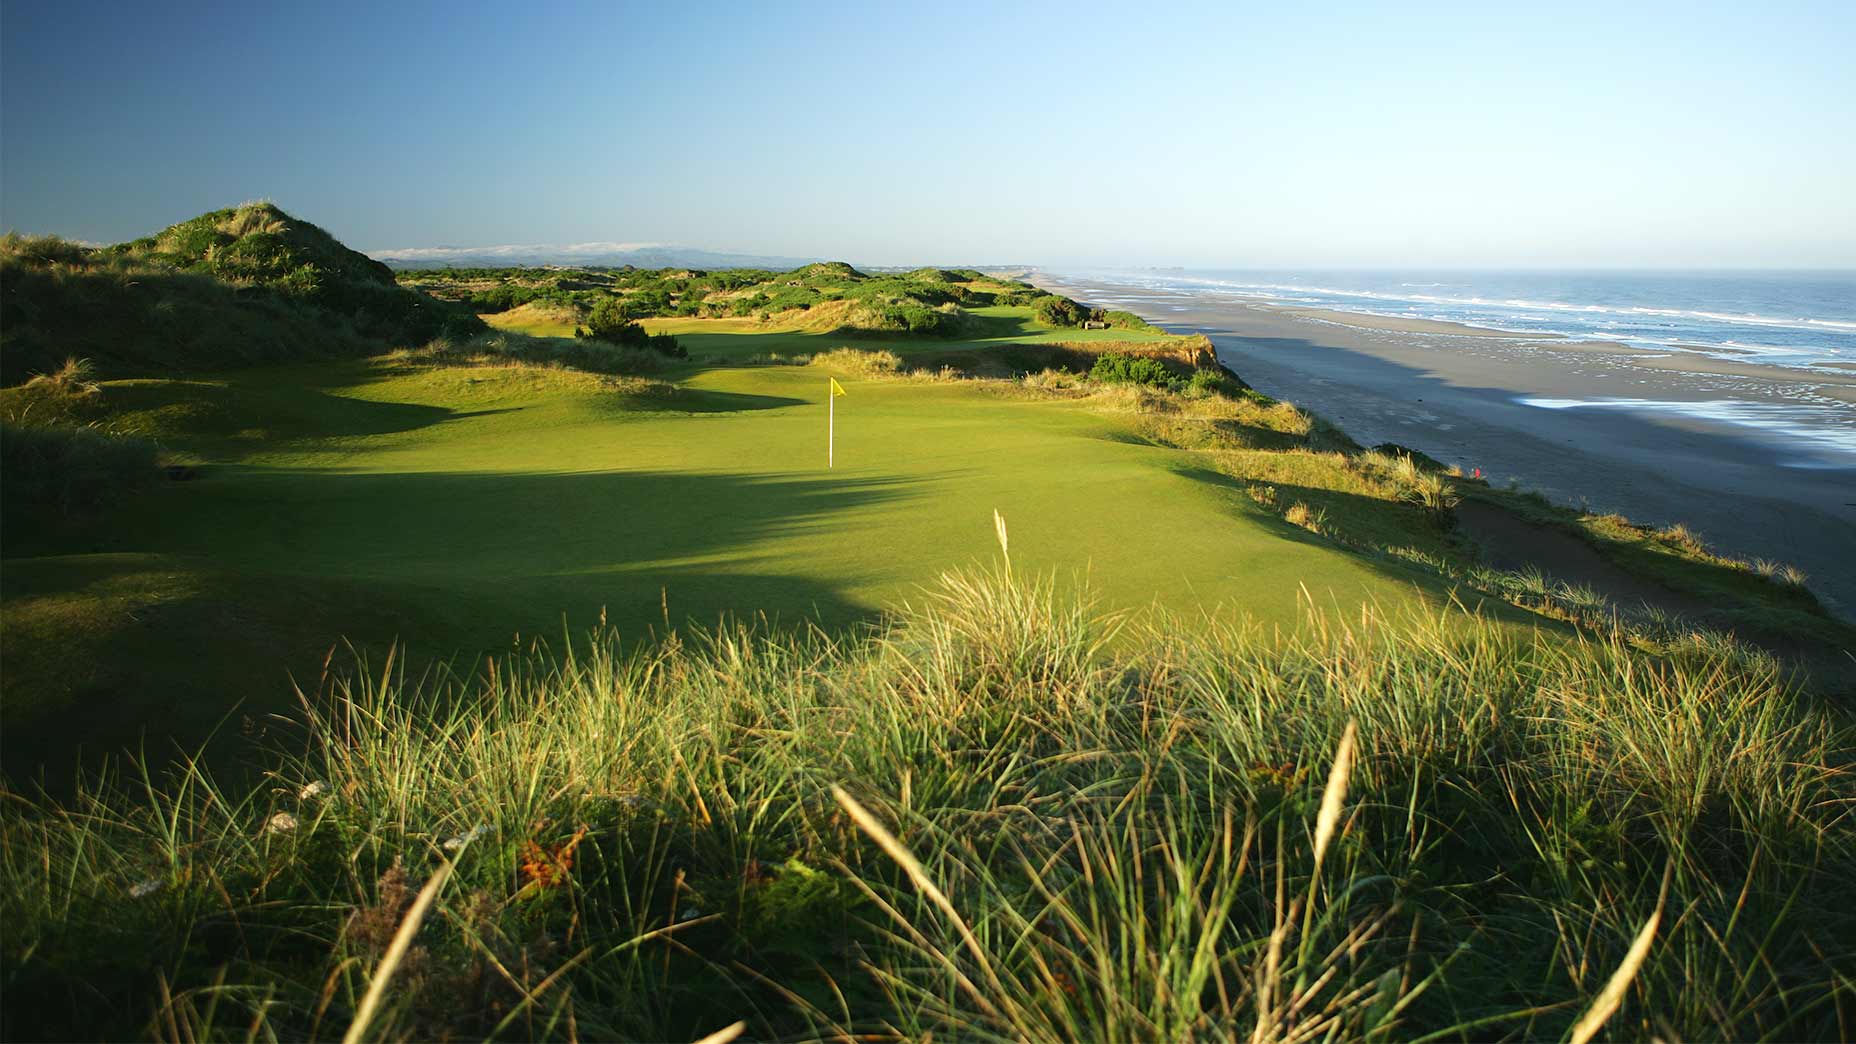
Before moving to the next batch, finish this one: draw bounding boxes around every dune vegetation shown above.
[0,204,482,384]
[3,546,1851,1040]
[2,206,1853,1041]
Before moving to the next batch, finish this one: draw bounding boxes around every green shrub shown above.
[575,298,686,357]
[1089,352,1177,387]
[1034,294,1089,326]
[1098,309,1161,333]
[1187,369,1245,397]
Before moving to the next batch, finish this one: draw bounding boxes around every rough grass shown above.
[0,421,162,539]
[2,552,1849,1041]
[392,331,674,377]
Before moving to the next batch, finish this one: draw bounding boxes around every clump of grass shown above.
[1283,500,1330,535]
[1657,521,1707,554]
[1358,451,1460,524]
[21,357,101,397]
[808,347,902,375]
[1020,366,1086,392]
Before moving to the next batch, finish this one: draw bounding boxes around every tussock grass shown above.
[22,357,102,397]
[0,421,163,536]
[387,331,684,384]
[807,346,902,375]
[3,527,1849,1041]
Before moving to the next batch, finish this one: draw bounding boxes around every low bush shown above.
[575,298,686,357]
[1034,293,1089,326]
[1097,308,1161,332]
[1089,351,1178,388]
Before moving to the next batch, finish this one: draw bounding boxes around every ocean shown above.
[1070,269,1856,372]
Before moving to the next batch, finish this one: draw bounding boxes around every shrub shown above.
[1186,369,1244,397]
[994,288,1049,307]
[575,298,686,357]
[1034,294,1088,327]
[1089,352,1177,388]
[1097,308,1161,332]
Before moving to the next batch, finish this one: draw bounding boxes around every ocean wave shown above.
[1129,275,1856,335]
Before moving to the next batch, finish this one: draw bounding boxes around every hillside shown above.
[0,203,481,384]
[402,258,1157,341]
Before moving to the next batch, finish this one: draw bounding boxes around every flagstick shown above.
[829,380,835,469]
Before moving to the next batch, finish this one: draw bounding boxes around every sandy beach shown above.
[1039,273,1856,617]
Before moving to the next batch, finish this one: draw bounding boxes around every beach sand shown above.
[1039,274,1856,617]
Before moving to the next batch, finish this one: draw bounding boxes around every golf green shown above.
[2,356,1440,774]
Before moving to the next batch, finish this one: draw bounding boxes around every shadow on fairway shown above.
[653,386,809,413]
[2,466,932,786]
[0,559,880,795]
[140,466,927,574]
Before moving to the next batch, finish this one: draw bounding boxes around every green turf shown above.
[2,355,1443,778]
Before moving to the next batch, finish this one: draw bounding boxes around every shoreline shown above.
[1035,272,1856,617]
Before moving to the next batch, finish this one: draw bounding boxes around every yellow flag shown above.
[829,377,846,397]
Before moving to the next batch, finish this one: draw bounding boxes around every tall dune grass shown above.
[2,526,1850,1040]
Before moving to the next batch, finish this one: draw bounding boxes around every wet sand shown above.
[1038,273,1856,618]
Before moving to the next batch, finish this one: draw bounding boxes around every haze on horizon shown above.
[3,0,1852,269]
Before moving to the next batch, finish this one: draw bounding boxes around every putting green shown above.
[2,357,1441,775]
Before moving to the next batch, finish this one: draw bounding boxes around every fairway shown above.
[2,354,1440,771]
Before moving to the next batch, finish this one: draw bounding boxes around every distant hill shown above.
[1,203,482,383]
[372,242,822,271]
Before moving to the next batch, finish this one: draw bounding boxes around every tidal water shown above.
[1075,268,1856,372]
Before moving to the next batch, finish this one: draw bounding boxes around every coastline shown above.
[1037,272,1856,617]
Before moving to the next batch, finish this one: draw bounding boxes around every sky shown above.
[3,0,1853,268]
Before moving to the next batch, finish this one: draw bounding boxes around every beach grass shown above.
[3,551,1849,1040]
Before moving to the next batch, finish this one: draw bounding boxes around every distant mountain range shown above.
[369,242,823,271]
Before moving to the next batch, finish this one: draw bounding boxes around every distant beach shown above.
[1039,270,1856,616]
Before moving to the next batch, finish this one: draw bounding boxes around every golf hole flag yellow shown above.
[828,377,846,467]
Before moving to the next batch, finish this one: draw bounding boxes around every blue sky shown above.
[3,0,1852,267]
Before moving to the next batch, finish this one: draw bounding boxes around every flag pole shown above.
[829,380,835,468]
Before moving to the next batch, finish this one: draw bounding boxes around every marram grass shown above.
[2,532,1851,1041]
